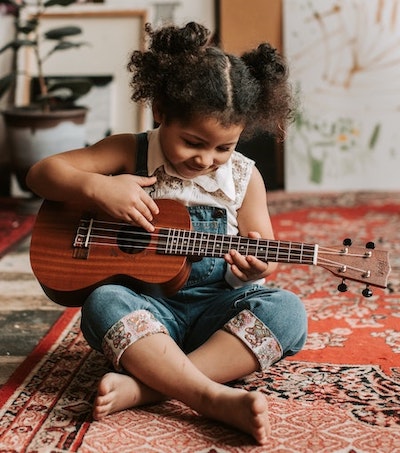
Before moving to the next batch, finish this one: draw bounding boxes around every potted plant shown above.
[0,0,92,192]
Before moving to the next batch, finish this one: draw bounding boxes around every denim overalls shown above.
[80,134,307,371]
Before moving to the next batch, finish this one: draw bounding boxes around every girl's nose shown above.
[194,153,214,168]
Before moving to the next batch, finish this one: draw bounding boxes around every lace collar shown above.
[147,129,236,201]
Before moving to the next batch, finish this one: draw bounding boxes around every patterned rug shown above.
[0,200,399,452]
[0,198,36,259]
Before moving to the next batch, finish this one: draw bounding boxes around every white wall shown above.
[106,0,215,30]
[0,15,14,170]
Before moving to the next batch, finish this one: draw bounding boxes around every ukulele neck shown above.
[158,228,318,265]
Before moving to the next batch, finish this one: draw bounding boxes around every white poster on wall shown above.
[283,0,400,191]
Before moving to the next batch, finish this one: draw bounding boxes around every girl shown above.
[27,22,307,445]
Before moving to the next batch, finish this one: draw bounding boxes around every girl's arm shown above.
[26,134,159,231]
[225,166,278,282]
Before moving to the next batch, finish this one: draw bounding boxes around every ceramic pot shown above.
[2,107,87,192]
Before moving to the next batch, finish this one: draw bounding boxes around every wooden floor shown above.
[0,236,65,386]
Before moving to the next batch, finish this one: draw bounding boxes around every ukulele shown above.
[30,199,391,307]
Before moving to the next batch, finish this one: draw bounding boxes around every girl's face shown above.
[157,115,244,179]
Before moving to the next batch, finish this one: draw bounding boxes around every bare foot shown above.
[198,387,270,445]
[93,372,165,420]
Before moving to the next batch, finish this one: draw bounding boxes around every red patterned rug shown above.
[0,201,399,452]
[0,198,36,259]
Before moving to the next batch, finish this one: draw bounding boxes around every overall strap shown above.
[135,132,149,176]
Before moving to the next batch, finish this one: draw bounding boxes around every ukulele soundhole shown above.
[117,226,150,255]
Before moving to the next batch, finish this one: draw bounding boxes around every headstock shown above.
[317,239,391,297]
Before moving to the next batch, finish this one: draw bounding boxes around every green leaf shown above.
[0,74,14,99]
[44,0,79,7]
[18,25,37,34]
[38,87,73,100]
[17,18,39,34]
[53,41,86,51]
[0,39,36,54]
[43,77,93,102]
[369,124,381,149]
[45,40,87,59]
[0,42,14,53]
[310,157,324,184]
[44,26,82,40]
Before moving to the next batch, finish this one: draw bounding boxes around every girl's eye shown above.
[182,139,233,152]
[184,139,202,148]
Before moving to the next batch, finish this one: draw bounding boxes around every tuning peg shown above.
[362,286,373,298]
[338,281,348,292]
[343,238,352,246]
[366,241,375,249]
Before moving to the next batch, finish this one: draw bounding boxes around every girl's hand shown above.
[224,231,269,282]
[91,174,159,232]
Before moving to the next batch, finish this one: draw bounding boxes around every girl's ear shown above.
[152,103,164,124]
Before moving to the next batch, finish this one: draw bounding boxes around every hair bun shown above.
[241,43,287,82]
[147,22,211,55]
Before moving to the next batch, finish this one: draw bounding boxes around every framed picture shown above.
[283,0,400,191]
[20,8,148,140]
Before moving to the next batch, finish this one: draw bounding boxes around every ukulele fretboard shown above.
[158,228,318,265]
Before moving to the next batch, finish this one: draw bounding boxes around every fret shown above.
[221,236,228,255]
[214,234,224,256]
[211,232,216,256]
[231,236,237,254]
[287,242,301,262]
[203,232,210,255]
[178,229,185,255]
[162,228,172,254]
[256,239,267,260]
[275,241,280,261]
[221,235,230,255]
[243,238,247,254]
[176,229,183,255]
[238,237,247,255]
[251,238,259,257]
[298,243,306,262]
[191,231,200,255]
[289,242,296,262]
[170,229,178,255]
[304,244,316,264]
[267,241,278,261]
[199,232,206,255]
[182,229,191,255]
[247,239,254,257]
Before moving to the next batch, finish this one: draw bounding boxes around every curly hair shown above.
[127,22,294,140]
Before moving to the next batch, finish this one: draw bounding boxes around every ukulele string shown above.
[78,217,376,277]
[76,220,317,263]
[83,228,371,275]
[80,220,372,259]
[316,246,373,274]
[79,221,317,251]
[316,257,366,273]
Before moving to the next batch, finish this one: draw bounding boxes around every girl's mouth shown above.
[187,165,206,172]
[185,162,216,174]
